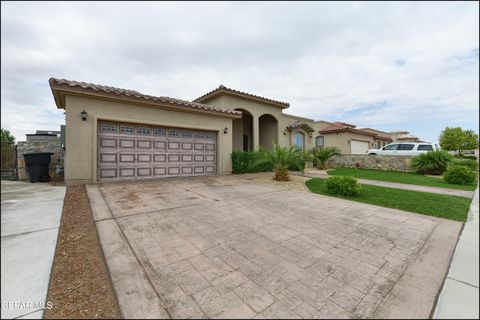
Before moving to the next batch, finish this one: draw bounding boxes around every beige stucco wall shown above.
[204,96,320,151]
[64,95,233,185]
[232,110,253,151]
[204,95,286,150]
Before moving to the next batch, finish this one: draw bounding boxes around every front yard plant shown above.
[325,176,361,196]
[306,178,471,222]
[311,147,341,169]
[255,144,307,181]
[231,151,273,174]
[444,164,477,185]
[450,158,479,171]
[410,150,452,175]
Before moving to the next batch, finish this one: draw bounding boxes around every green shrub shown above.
[325,176,361,196]
[288,160,305,171]
[410,150,452,175]
[450,158,479,171]
[231,151,273,174]
[444,165,477,185]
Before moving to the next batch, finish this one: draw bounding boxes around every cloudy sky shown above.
[1,1,478,143]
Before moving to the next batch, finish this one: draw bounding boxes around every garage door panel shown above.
[181,142,193,150]
[153,167,167,176]
[153,154,166,162]
[168,141,180,150]
[98,121,217,181]
[99,168,117,179]
[137,154,152,163]
[181,154,193,162]
[119,154,135,163]
[100,153,117,163]
[137,140,152,149]
[119,168,135,178]
[351,140,370,155]
[100,138,117,148]
[137,167,152,177]
[154,141,166,149]
[119,139,135,148]
[206,166,216,174]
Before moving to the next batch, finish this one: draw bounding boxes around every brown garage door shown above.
[97,121,217,181]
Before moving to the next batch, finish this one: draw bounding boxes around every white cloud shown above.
[1,1,478,143]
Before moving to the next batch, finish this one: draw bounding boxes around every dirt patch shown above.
[44,186,120,319]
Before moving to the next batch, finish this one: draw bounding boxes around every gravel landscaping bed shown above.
[236,172,310,192]
[44,186,120,319]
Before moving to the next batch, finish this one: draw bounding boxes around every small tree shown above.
[1,128,15,143]
[311,147,341,170]
[439,127,479,155]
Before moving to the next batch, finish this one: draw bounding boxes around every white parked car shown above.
[367,142,439,156]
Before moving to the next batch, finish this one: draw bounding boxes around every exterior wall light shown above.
[81,110,88,121]
[223,127,228,134]
[309,133,313,138]
[283,130,287,135]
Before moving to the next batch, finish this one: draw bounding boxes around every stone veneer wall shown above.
[17,139,64,181]
[327,155,414,172]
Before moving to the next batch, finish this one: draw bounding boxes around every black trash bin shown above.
[23,152,53,183]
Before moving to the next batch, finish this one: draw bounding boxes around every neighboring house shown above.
[315,122,393,155]
[17,128,65,181]
[49,78,387,185]
[389,130,421,143]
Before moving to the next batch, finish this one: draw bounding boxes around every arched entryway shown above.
[259,114,278,151]
[232,108,253,152]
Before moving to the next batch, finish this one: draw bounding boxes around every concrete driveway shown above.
[90,176,462,319]
[1,181,65,319]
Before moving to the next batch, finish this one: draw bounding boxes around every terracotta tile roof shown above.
[397,135,419,141]
[318,121,393,141]
[49,78,242,118]
[318,122,357,133]
[373,132,393,141]
[358,128,393,142]
[286,120,315,133]
[193,85,290,108]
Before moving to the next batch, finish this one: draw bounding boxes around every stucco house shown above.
[389,130,421,142]
[315,122,393,154]
[49,78,387,185]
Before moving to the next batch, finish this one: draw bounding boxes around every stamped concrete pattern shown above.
[93,176,462,319]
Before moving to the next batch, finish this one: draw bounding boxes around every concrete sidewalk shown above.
[434,185,479,319]
[1,181,65,319]
[298,170,474,198]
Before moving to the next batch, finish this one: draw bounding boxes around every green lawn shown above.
[327,168,477,191]
[305,178,471,222]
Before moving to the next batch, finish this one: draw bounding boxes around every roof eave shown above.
[50,83,242,119]
[195,89,290,109]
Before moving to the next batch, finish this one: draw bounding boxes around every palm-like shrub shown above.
[311,147,341,169]
[410,150,452,175]
[255,144,308,181]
